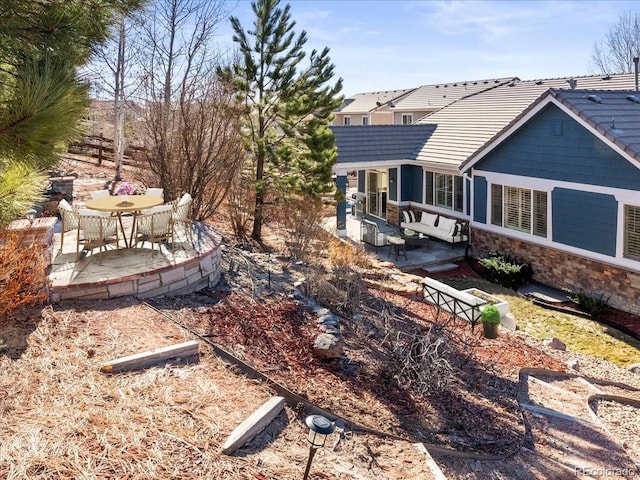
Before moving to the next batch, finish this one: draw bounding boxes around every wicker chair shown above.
[135,205,173,257]
[90,190,110,199]
[171,193,193,245]
[145,188,164,200]
[57,199,79,252]
[76,209,119,264]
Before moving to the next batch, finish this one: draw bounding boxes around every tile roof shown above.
[336,88,415,114]
[414,73,639,169]
[331,125,436,164]
[390,77,517,111]
[549,89,640,162]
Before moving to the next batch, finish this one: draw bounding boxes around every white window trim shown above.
[475,169,640,272]
[343,116,351,126]
[402,113,413,125]
[361,116,369,125]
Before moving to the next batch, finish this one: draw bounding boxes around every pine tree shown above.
[221,0,343,241]
[0,0,141,226]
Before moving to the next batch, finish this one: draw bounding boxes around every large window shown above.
[624,205,640,260]
[425,171,463,212]
[491,184,547,237]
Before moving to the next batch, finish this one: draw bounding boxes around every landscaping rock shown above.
[313,333,343,360]
[501,312,517,331]
[567,359,580,371]
[318,324,340,334]
[543,337,566,351]
[628,363,640,374]
[317,313,340,326]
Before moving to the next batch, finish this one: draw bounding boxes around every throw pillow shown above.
[402,211,411,224]
[420,212,438,226]
[408,210,416,223]
[437,217,457,235]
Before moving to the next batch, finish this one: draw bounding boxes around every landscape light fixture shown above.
[302,414,335,480]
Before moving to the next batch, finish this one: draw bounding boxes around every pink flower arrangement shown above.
[115,182,136,195]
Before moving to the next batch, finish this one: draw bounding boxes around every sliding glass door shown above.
[366,170,388,219]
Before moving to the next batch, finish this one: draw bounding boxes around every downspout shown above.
[634,57,639,91]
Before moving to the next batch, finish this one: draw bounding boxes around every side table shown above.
[386,235,407,261]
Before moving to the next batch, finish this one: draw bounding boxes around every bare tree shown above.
[135,0,245,220]
[591,11,640,74]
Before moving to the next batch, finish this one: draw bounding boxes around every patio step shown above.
[423,262,458,273]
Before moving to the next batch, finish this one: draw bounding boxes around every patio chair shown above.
[360,219,389,252]
[76,209,119,264]
[135,205,173,257]
[57,198,79,252]
[145,188,164,200]
[171,193,193,245]
[90,189,110,199]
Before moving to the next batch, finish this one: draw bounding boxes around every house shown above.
[462,88,640,315]
[331,72,640,313]
[332,77,516,127]
[332,88,415,127]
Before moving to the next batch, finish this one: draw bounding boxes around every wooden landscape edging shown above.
[221,396,285,455]
[100,340,199,373]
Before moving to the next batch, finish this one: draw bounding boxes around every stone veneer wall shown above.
[7,217,58,263]
[386,204,399,227]
[472,228,640,315]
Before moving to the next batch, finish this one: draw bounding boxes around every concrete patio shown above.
[340,213,468,273]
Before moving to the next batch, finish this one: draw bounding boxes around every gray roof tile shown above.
[331,125,436,163]
[415,73,639,168]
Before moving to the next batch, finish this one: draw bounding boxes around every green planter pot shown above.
[482,322,499,339]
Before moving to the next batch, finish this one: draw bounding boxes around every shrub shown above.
[568,290,610,317]
[0,230,48,321]
[478,252,532,289]
[481,305,501,325]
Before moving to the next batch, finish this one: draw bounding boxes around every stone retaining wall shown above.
[472,228,640,315]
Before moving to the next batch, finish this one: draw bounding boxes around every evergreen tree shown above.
[0,0,141,226]
[221,0,343,241]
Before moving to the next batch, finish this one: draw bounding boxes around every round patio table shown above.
[85,195,164,248]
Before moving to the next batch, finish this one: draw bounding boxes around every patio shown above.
[48,215,223,302]
[342,213,468,272]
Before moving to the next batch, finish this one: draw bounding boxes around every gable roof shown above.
[336,88,415,114]
[462,88,640,172]
[390,77,517,111]
[414,73,638,170]
[331,125,436,164]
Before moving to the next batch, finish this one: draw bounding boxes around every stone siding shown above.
[386,204,399,227]
[472,228,640,315]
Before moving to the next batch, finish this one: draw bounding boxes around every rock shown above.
[313,333,343,360]
[628,363,640,374]
[543,337,566,351]
[318,324,340,334]
[317,313,340,326]
[567,359,580,371]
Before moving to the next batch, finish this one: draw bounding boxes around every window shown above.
[362,116,369,125]
[343,116,351,126]
[402,114,413,125]
[435,173,453,209]
[424,171,463,212]
[624,205,640,260]
[491,184,547,237]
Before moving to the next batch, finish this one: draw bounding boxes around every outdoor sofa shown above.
[400,211,468,245]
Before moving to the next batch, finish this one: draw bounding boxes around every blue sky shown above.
[222,0,637,97]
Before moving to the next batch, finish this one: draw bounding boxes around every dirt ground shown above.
[1,158,639,479]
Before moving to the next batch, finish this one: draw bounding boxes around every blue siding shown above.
[552,188,617,256]
[477,105,640,191]
[401,165,423,202]
[389,168,398,201]
[473,176,487,223]
[357,170,365,193]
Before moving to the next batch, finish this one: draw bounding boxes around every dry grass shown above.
[0,301,284,480]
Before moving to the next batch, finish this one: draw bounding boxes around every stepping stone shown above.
[423,262,458,273]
